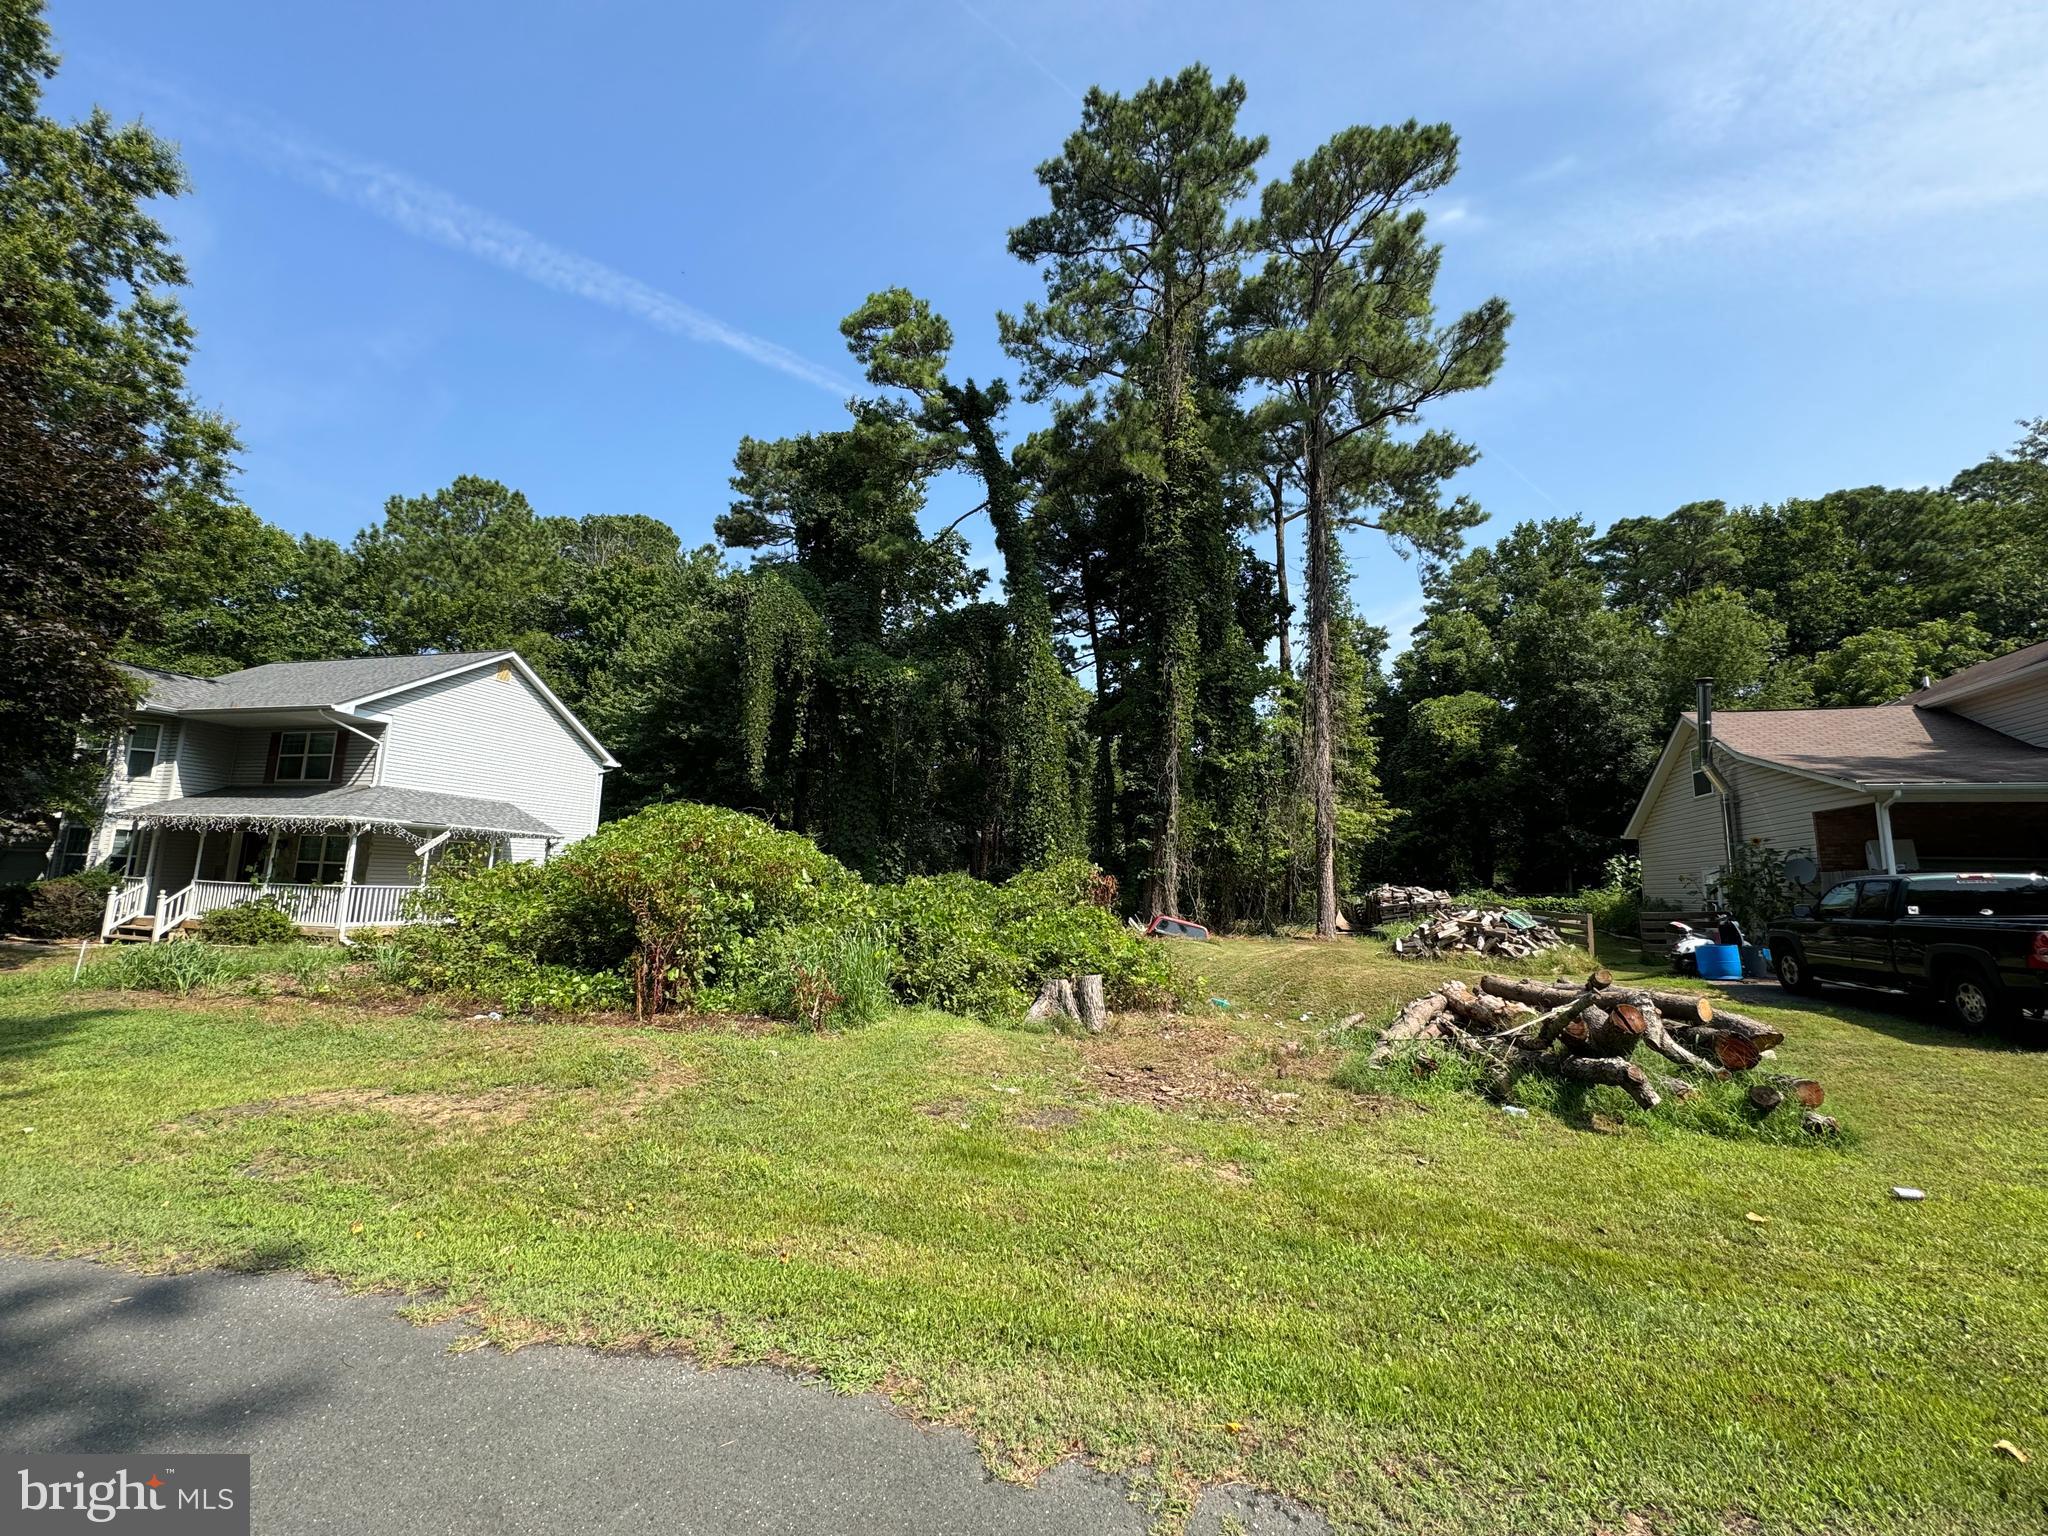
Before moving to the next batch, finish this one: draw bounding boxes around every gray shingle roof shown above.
[1686,706,2048,786]
[124,653,508,713]
[128,784,560,838]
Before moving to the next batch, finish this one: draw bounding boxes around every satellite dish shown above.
[1784,855,1819,885]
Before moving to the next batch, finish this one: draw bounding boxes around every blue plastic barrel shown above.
[1695,943,1743,980]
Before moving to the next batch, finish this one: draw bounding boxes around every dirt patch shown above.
[167,1086,551,1133]
[1080,1015,1355,1120]
[1016,1105,1081,1131]
[162,1055,699,1137]
[916,1096,974,1123]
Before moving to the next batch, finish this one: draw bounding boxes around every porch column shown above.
[192,828,208,886]
[262,831,281,885]
[140,821,162,892]
[1874,793,1899,875]
[337,824,361,941]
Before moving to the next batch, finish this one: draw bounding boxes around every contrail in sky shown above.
[951,0,1078,98]
[161,91,853,395]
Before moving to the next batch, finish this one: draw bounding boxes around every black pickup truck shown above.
[1768,873,2048,1026]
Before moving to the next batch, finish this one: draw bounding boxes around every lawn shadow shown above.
[1709,978,2046,1054]
[0,1006,123,1066]
[0,941,70,972]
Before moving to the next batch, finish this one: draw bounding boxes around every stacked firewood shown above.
[1392,908,1564,960]
[1370,970,1834,1131]
[1361,884,1454,924]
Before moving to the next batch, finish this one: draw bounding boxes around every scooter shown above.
[1667,920,1709,976]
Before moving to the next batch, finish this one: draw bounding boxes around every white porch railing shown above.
[141,880,428,939]
[152,883,194,941]
[100,878,148,938]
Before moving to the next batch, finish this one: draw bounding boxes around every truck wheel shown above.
[1775,946,1821,995]
[1942,966,2008,1030]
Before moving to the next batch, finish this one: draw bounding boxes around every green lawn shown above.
[1,937,2044,1534]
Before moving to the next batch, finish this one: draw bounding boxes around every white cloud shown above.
[1513,0,2048,263]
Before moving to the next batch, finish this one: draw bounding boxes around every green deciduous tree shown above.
[0,0,226,833]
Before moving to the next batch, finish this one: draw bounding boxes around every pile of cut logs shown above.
[1393,908,1564,961]
[1371,970,1835,1131]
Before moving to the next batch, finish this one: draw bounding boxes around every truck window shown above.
[1854,881,1897,919]
[1910,881,2048,917]
[1816,883,1858,918]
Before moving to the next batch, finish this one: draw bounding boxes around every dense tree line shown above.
[6,0,2043,922]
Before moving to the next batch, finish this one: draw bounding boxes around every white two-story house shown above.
[50,651,616,941]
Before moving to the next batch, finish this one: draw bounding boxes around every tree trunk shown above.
[1436,979,1525,1033]
[1073,974,1107,1034]
[1510,1046,1661,1108]
[1369,992,1446,1066]
[1304,420,1338,940]
[1271,477,1293,680]
[1479,974,1720,1028]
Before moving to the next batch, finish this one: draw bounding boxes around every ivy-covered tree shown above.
[840,289,1080,869]
[1004,65,1266,919]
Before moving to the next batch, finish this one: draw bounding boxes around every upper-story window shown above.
[276,731,337,782]
[126,723,162,778]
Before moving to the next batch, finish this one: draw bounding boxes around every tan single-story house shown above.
[1625,639,2048,908]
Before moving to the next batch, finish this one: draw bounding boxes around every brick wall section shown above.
[1812,801,2048,871]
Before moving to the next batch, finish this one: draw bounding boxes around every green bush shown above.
[378,923,632,1014]
[0,883,30,936]
[875,857,1176,1020]
[401,810,1172,1024]
[15,870,121,939]
[551,802,866,1012]
[199,895,300,945]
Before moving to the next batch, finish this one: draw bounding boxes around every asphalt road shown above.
[0,1252,1326,1535]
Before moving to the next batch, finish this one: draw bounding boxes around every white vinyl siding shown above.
[1724,756,1868,851]
[1635,726,1729,904]
[1634,724,1871,903]
[174,721,237,796]
[360,833,423,885]
[366,663,606,862]
[1950,674,2048,749]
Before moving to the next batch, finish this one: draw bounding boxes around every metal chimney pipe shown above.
[1695,676,1714,767]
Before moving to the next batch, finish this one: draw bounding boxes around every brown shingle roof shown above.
[1688,706,2048,786]
[1892,638,2048,707]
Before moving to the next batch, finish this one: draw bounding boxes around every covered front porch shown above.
[102,784,561,942]
[1812,791,2048,885]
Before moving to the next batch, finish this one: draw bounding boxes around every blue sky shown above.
[44,0,2048,645]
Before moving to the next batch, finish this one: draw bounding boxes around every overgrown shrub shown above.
[552,802,866,1014]
[0,883,30,936]
[15,870,120,939]
[379,923,632,1014]
[403,809,1171,1024]
[875,857,1176,1019]
[199,895,299,945]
